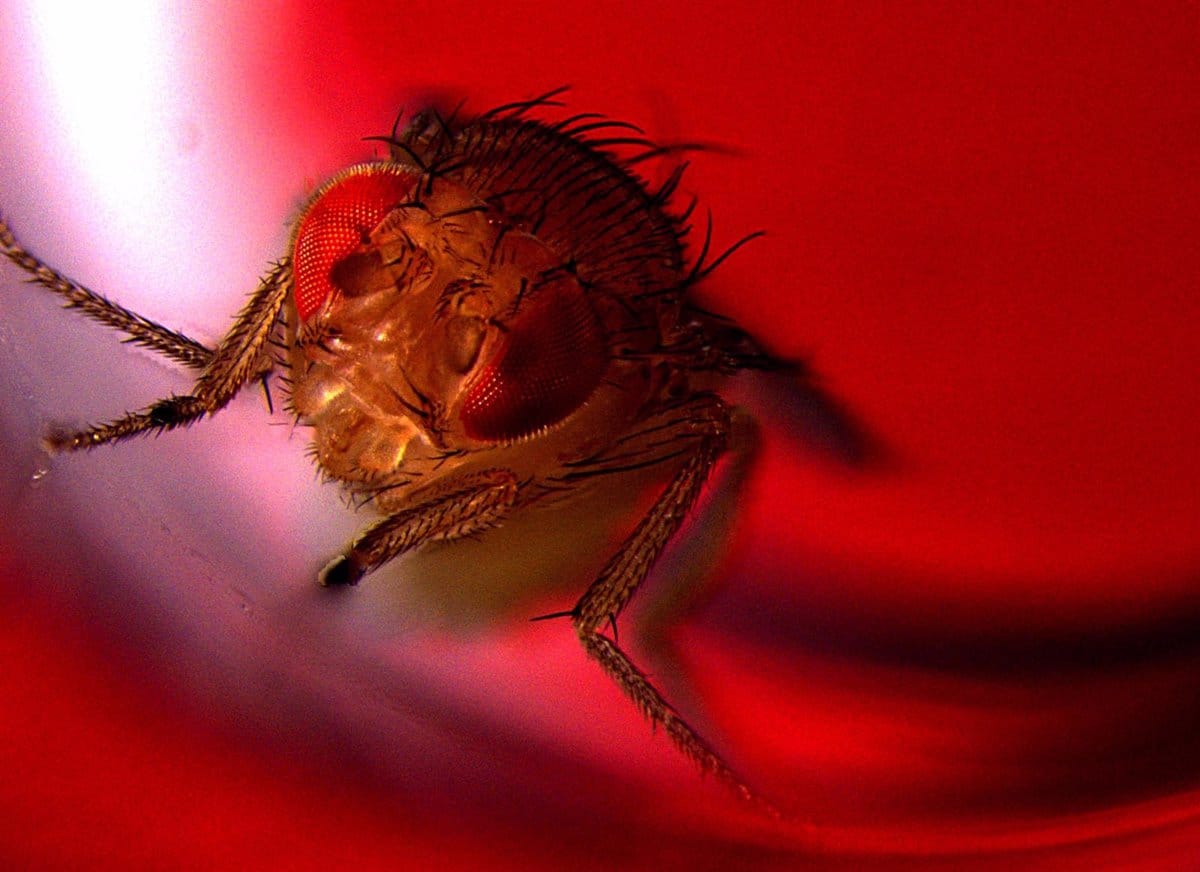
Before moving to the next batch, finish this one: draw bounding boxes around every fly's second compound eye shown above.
[292,164,420,321]
[459,274,608,443]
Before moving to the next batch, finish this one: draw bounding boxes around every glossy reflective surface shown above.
[2,3,1199,868]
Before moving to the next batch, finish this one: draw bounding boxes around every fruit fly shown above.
[1,89,790,812]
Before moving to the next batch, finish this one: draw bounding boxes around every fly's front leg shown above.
[1,212,287,451]
[44,260,290,452]
[559,394,775,812]
[320,470,520,587]
[0,213,213,370]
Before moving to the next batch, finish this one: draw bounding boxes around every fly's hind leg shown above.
[1,212,289,452]
[320,470,520,587]
[551,393,776,814]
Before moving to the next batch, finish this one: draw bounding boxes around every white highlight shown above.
[30,1,174,213]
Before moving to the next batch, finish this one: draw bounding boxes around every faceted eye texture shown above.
[293,167,419,321]
[460,280,608,442]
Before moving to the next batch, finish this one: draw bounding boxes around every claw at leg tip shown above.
[41,429,72,455]
[319,554,362,587]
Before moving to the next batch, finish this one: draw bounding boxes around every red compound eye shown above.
[461,278,609,443]
[292,164,419,321]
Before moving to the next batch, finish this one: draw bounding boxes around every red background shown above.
[1,2,1198,868]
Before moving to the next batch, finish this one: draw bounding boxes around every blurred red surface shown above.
[1,2,1198,868]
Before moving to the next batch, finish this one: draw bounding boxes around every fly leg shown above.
[320,470,520,587]
[1,213,288,452]
[0,213,213,370]
[43,261,290,452]
[558,393,775,812]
